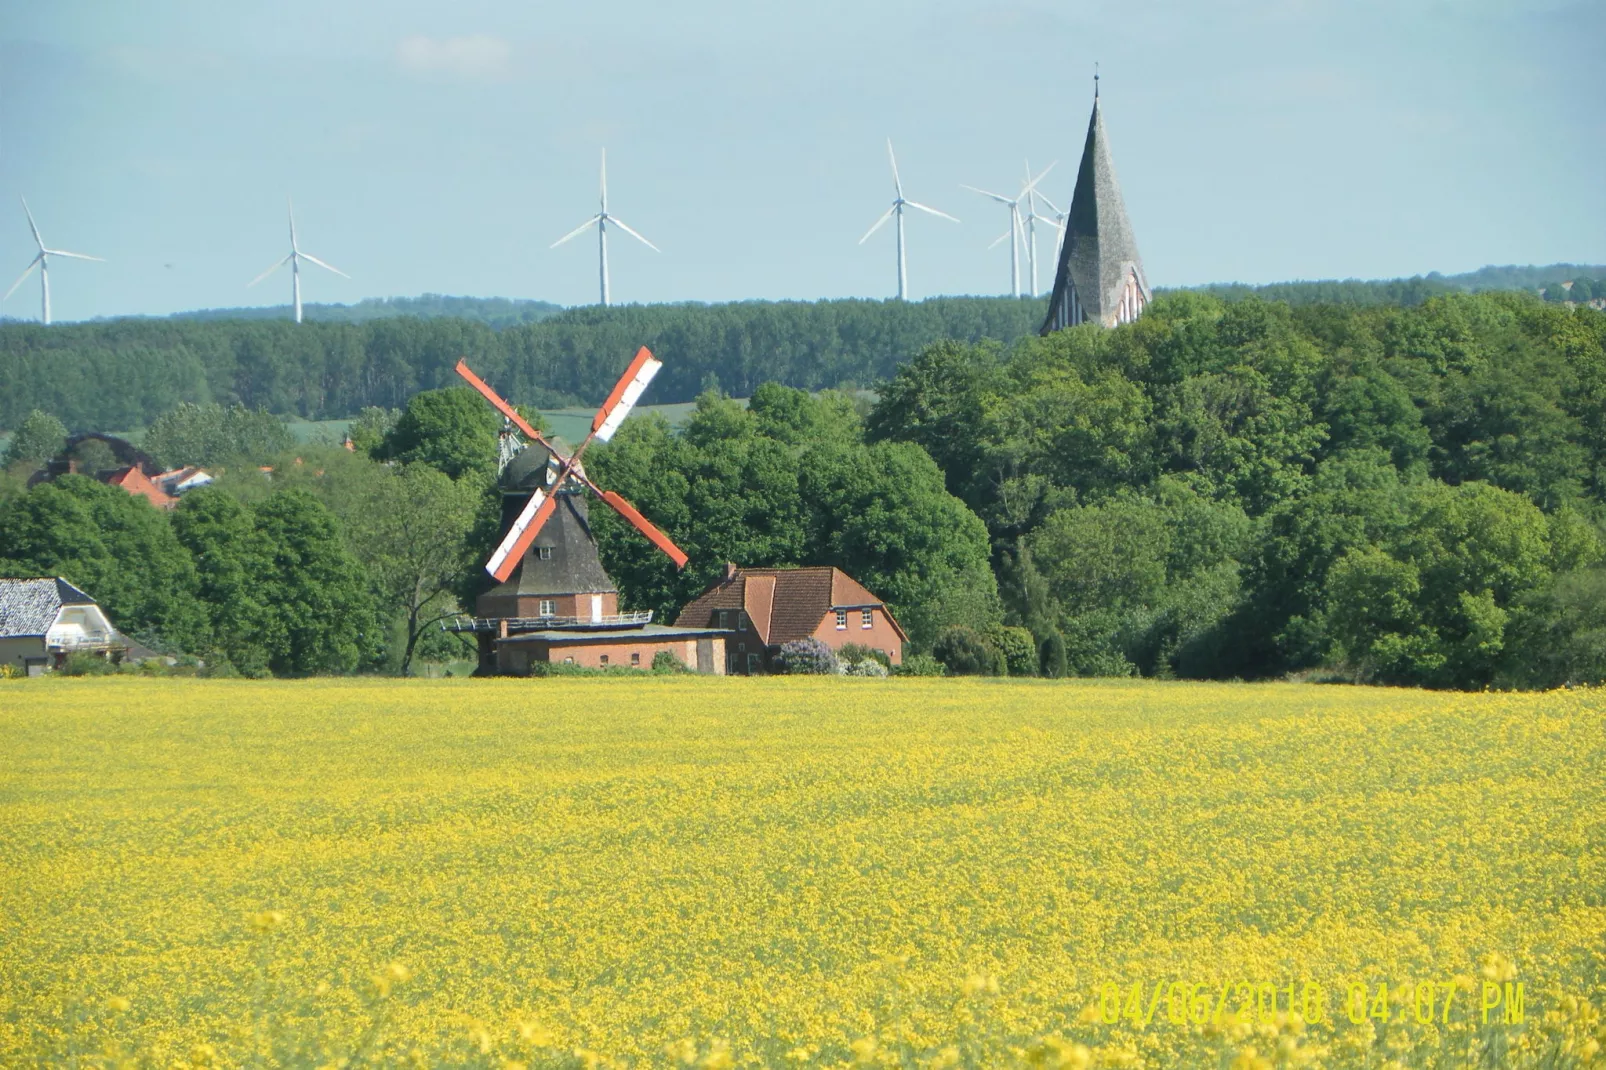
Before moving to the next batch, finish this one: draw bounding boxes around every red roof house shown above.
[675,565,907,674]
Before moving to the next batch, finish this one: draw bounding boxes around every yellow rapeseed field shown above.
[0,676,1602,1069]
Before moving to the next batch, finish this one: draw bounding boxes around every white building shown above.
[0,578,122,676]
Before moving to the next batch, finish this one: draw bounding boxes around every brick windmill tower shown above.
[450,351,727,674]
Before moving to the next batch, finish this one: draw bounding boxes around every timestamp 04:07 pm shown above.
[1096,980,1526,1030]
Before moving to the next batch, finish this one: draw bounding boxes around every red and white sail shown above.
[591,346,662,443]
[486,488,556,582]
[599,491,689,569]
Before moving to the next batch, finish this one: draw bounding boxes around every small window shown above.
[563,656,574,664]
[737,642,745,652]
[539,599,557,617]
[600,654,609,665]
[630,652,640,666]
[862,608,873,628]
[537,546,552,561]
[835,609,847,630]
[717,610,728,628]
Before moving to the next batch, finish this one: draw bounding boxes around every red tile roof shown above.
[674,566,907,646]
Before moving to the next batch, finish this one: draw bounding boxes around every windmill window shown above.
[861,608,873,628]
[630,652,640,666]
[537,546,552,560]
[835,609,848,630]
[538,599,557,617]
[717,610,729,628]
[737,613,747,632]
[737,642,746,653]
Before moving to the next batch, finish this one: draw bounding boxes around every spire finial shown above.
[1094,62,1099,99]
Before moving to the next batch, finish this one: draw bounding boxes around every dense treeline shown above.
[168,293,564,328]
[0,297,1047,434]
[859,291,1606,687]
[1186,264,1606,308]
[5,288,1605,689]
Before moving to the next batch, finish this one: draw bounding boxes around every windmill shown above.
[962,181,1028,298]
[4,197,103,325]
[248,198,349,324]
[454,347,689,584]
[1019,160,1057,298]
[859,139,959,301]
[964,162,1056,298]
[551,149,660,307]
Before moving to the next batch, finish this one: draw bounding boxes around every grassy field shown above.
[1,677,1602,1068]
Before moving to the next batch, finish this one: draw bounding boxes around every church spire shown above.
[1040,83,1149,333]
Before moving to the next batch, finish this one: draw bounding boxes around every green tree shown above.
[378,387,501,481]
[342,463,482,674]
[144,402,294,468]
[2,410,66,469]
[0,475,208,652]
[252,488,380,675]
[171,487,274,676]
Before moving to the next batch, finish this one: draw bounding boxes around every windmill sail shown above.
[592,347,662,443]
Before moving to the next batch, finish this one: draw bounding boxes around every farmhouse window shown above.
[600,654,609,665]
[862,608,873,628]
[631,652,640,666]
[539,599,557,616]
[537,546,552,560]
[835,609,848,630]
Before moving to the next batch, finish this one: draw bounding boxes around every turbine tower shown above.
[4,198,103,325]
[1020,160,1057,297]
[551,149,660,307]
[859,140,959,301]
[248,199,349,324]
[963,181,1028,297]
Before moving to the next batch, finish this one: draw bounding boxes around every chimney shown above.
[725,562,738,581]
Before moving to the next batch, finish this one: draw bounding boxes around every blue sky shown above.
[1,0,1602,321]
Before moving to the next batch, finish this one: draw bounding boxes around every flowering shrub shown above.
[777,637,839,674]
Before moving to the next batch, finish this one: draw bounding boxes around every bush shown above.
[1039,631,1068,679]
[838,643,892,670]
[652,650,689,674]
[777,638,839,675]
[843,658,888,677]
[985,625,1038,676]
[59,652,117,676]
[0,663,19,680]
[896,653,946,676]
[932,626,1001,676]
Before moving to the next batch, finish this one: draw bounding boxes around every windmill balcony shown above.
[446,610,653,634]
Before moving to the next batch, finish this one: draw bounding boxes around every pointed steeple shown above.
[1040,89,1150,333]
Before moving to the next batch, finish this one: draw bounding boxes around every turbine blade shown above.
[20,197,43,250]
[859,205,896,244]
[606,215,660,252]
[299,252,350,279]
[248,253,293,288]
[961,184,1014,204]
[987,230,1011,250]
[1023,160,1057,192]
[1034,190,1064,216]
[905,201,960,223]
[4,255,42,301]
[591,346,662,443]
[44,250,105,262]
[486,488,557,582]
[287,197,298,251]
[886,139,903,198]
[596,490,688,569]
[551,215,602,248]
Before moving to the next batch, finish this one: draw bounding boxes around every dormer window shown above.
[537,546,552,561]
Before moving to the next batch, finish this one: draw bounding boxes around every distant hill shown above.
[163,294,565,329]
[1177,263,1606,307]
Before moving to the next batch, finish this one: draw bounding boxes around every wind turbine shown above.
[551,149,660,307]
[859,139,959,301]
[4,198,103,325]
[962,180,1028,297]
[1019,160,1057,297]
[248,198,349,324]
